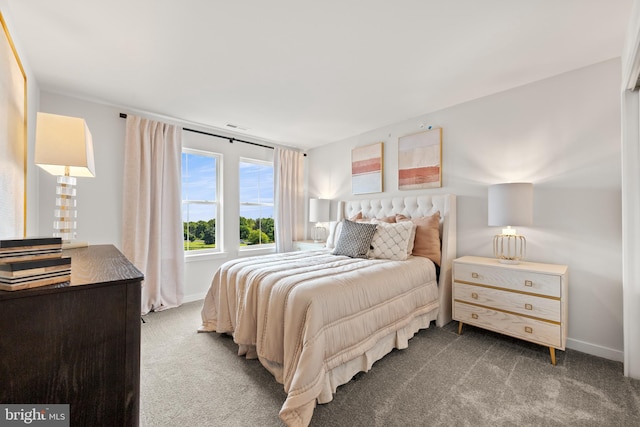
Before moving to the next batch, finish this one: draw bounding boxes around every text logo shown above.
[0,405,69,427]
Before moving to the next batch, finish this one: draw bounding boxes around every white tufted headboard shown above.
[337,194,457,327]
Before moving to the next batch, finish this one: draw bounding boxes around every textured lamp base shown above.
[493,234,526,264]
[55,175,79,244]
[312,225,327,243]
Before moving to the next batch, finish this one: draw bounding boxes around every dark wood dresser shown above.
[0,244,144,426]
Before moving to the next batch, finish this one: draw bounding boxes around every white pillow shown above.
[326,221,339,249]
[368,221,416,261]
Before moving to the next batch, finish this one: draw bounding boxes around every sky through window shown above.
[182,153,274,221]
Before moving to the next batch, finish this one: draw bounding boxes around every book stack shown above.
[0,237,71,291]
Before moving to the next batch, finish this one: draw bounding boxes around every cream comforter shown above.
[199,250,439,426]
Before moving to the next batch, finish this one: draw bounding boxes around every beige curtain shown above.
[274,147,304,252]
[122,115,184,314]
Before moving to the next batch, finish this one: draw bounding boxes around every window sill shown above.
[238,246,276,257]
[184,251,228,263]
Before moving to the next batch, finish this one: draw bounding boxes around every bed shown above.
[199,194,456,426]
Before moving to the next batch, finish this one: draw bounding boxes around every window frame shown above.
[239,157,275,250]
[182,147,222,256]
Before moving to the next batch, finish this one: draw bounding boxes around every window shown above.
[182,149,220,252]
[239,158,275,248]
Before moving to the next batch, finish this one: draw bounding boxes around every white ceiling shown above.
[5,0,633,150]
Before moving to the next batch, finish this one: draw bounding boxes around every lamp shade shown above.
[35,112,95,177]
[488,183,533,226]
[309,198,330,223]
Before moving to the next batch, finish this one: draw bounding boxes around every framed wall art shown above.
[0,12,27,239]
[351,142,383,195]
[398,128,442,190]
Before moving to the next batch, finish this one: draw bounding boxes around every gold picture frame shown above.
[0,12,27,238]
[351,142,383,194]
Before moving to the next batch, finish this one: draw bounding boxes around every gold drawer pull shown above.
[525,280,533,287]
[471,313,479,319]
[525,326,533,334]
[525,303,533,310]
[471,293,478,299]
[472,272,479,279]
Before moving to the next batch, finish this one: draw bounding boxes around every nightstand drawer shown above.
[454,263,561,298]
[454,282,561,322]
[454,301,562,348]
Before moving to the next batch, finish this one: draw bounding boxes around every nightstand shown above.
[453,256,568,365]
[293,240,326,251]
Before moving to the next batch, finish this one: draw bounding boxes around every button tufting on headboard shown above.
[343,196,442,221]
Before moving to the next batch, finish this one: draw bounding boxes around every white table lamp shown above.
[309,198,330,243]
[35,112,95,248]
[488,183,533,264]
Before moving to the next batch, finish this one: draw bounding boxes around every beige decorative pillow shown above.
[377,215,397,223]
[356,215,395,223]
[396,212,441,266]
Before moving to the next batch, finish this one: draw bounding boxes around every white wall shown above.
[37,91,286,303]
[308,59,624,361]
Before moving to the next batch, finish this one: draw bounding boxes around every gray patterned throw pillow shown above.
[333,220,378,258]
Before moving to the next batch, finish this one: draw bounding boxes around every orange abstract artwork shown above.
[351,142,383,194]
[398,128,442,190]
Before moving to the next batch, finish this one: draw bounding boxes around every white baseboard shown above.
[183,292,206,304]
[566,338,624,362]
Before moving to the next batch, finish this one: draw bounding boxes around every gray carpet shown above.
[140,301,640,426]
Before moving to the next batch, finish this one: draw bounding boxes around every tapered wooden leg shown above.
[458,321,464,335]
[549,347,556,365]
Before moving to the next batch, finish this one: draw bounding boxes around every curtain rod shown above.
[119,113,306,156]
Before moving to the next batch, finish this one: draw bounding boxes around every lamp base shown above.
[498,258,522,265]
[312,224,327,243]
[54,175,78,242]
[493,234,526,264]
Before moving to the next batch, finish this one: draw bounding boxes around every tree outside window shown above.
[239,158,274,247]
[182,149,220,252]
